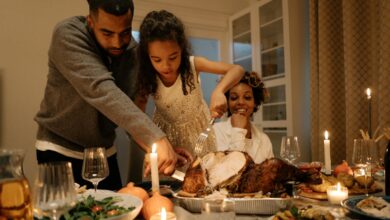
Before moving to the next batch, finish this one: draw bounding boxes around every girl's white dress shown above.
[153,56,216,158]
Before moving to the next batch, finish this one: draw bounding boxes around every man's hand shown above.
[143,137,177,177]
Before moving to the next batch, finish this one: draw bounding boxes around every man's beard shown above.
[106,45,128,57]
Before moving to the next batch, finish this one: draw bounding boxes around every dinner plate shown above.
[341,195,390,220]
[173,193,292,215]
[80,189,143,220]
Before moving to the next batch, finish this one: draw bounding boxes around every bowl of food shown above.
[65,189,143,220]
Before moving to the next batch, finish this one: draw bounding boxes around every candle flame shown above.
[336,182,341,191]
[366,88,371,99]
[324,130,329,140]
[161,207,166,220]
[152,143,157,153]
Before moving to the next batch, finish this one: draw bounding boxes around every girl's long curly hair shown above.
[137,10,195,96]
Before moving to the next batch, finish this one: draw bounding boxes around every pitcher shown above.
[0,149,33,220]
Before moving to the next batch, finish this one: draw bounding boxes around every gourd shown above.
[142,191,174,220]
[333,160,353,176]
[117,182,149,202]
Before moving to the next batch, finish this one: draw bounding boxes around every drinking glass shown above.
[352,139,378,195]
[201,198,235,220]
[82,147,109,192]
[33,162,77,220]
[280,136,301,164]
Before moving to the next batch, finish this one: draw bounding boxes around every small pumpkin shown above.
[142,191,174,220]
[117,182,149,202]
[333,160,353,176]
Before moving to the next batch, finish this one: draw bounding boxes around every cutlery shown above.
[171,169,185,181]
[194,118,215,157]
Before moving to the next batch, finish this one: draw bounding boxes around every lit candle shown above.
[326,182,348,205]
[366,88,371,99]
[150,143,159,193]
[324,131,332,175]
[150,207,177,220]
[366,88,372,138]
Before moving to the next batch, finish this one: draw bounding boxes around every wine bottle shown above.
[385,140,390,195]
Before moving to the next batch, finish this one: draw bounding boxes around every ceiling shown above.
[135,0,253,15]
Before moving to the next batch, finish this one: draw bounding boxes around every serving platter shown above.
[341,195,390,220]
[173,193,292,215]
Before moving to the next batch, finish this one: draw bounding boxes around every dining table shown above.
[139,180,386,220]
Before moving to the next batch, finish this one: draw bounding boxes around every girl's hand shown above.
[174,147,193,167]
[210,90,227,118]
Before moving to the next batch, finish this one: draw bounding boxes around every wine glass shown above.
[82,147,109,192]
[280,136,301,165]
[33,162,77,220]
[352,139,377,196]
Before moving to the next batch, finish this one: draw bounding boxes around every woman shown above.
[213,71,274,164]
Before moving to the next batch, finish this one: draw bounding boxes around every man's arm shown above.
[50,21,177,174]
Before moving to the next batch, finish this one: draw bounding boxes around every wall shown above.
[0,0,241,184]
[0,0,88,183]
[288,0,311,162]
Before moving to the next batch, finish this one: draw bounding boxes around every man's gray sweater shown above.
[35,16,164,152]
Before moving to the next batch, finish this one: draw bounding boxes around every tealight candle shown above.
[150,207,177,220]
[326,182,348,205]
[324,131,332,175]
[150,143,159,192]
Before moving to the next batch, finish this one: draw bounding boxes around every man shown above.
[34,0,182,190]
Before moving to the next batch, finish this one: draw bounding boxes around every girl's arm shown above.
[194,56,245,118]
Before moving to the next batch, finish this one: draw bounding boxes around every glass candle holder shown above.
[149,207,177,220]
[326,183,348,205]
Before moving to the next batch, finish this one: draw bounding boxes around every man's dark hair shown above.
[87,0,134,16]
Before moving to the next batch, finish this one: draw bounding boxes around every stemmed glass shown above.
[352,139,378,196]
[82,147,109,192]
[280,136,301,165]
[33,161,77,220]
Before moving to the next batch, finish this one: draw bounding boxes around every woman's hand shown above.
[210,90,227,118]
[231,112,249,129]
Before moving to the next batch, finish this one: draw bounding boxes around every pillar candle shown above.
[324,130,332,175]
[150,143,159,192]
[366,88,372,138]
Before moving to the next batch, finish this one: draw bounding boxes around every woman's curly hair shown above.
[137,10,195,96]
[225,71,267,117]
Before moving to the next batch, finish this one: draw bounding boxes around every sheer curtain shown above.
[310,0,390,165]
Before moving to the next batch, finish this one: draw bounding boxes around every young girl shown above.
[137,10,244,157]
[213,71,274,164]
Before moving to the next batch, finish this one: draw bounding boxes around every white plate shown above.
[80,189,143,220]
[173,194,292,215]
[341,195,390,220]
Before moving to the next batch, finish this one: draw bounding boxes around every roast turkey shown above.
[182,151,322,195]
